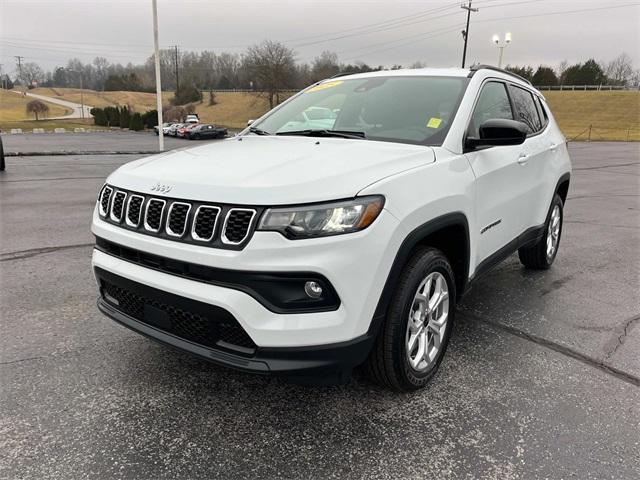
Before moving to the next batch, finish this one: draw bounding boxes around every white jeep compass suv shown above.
[92,66,571,391]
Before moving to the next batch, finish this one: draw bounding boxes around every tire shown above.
[518,194,563,270]
[365,247,456,391]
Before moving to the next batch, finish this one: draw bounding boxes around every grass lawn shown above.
[30,87,175,111]
[6,88,639,141]
[0,89,71,122]
[544,91,640,141]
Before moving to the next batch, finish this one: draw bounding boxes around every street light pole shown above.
[66,68,85,119]
[79,72,85,119]
[492,32,512,69]
[152,0,164,152]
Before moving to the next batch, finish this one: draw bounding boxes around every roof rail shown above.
[329,71,357,79]
[468,64,532,85]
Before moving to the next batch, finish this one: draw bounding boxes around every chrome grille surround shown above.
[191,205,221,242]
[221,208,257,245]
[98,185,113,217]
[165,202,191,237]
[125,194,145,227]
[144,198,166,233]
[110,190,127,222]
[97,185,261,250]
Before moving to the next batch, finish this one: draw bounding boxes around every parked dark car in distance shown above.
[187,124,228,140]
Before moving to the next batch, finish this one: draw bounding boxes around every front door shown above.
[464,81,530,268]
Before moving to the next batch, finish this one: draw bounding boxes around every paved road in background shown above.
[10,90,93,119]
[1,139,638,479]
[2,131,208,154]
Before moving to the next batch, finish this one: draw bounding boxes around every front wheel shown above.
[518,194,564,269]
[365,247,456,391]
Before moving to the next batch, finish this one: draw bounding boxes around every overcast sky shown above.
[1,0,638,76]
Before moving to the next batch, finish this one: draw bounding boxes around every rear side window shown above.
[468,81,513,138]
[509,85,542,134]
[536,97,549,127]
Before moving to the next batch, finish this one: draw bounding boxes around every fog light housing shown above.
[304,281,323,299]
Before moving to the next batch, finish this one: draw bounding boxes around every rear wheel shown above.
[365,247,456,391]
[518,194,563,269]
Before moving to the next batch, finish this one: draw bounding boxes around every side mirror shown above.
[465,119,528,150]
[247,119,255,126]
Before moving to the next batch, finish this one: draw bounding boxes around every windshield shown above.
[252,76,468,146]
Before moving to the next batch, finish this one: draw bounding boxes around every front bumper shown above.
[95,267,374,375]
[92,206,404,348]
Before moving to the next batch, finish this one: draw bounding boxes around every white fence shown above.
[535,84,639,91]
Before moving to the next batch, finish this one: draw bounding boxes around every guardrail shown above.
[536,85,640,91]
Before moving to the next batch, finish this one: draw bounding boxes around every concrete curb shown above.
[6,150,162,157]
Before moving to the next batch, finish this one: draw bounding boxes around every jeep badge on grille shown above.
[150,183,173,194]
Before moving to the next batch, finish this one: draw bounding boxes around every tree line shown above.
[1,41,636,102]
[505,54,637,86]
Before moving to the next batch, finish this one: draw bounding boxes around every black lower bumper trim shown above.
[96,272,374,375]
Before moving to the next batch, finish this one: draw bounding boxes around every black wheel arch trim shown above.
[555,172,571,203]
[368,212,470,337]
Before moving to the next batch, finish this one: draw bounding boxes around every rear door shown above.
[507,84,550,230]
[465,80,531,266]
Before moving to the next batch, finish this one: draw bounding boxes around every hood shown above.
[108,136,435,205]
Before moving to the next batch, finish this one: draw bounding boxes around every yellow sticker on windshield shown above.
[427,117,442,128]
[306,80,343,93]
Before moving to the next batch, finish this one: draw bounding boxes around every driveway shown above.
[11,90,93,119]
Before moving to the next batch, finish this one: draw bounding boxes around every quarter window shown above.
[510,85,542,134]
[468,82,514,138]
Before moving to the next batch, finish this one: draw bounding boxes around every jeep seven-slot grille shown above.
[101,278,256,351]
[97,185,259,249]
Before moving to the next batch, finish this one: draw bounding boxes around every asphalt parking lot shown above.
[1,134,639,479]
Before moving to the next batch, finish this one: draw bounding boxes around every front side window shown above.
[252,76,469,146]
[468,81,514,138]
[509,85,542,134]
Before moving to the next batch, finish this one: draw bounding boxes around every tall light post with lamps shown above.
[492,32,512,68]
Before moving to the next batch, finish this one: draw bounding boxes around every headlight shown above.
[258,196,384,239]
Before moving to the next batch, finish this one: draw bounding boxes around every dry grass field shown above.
[544,90,640,141]
[3,87,638,140]
[30,87,175,111]
[0,89,70,121]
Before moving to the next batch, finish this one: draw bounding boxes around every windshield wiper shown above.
[249,126,271,135]
[276,129,366,140]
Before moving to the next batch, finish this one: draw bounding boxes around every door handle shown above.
[549,142,559,151]
[517,154,529,165]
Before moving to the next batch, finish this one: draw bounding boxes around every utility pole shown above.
[14,55,24,85]
[460,0,478,68]
[174,45,179,97]
[152,0,165,151]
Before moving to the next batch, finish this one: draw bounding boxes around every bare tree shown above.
[311,51,340,82]
[557,60,569,84]
[26,99,49,120]
[20,62,45,87]
[244,40,296,108]
[605,53,634,86]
